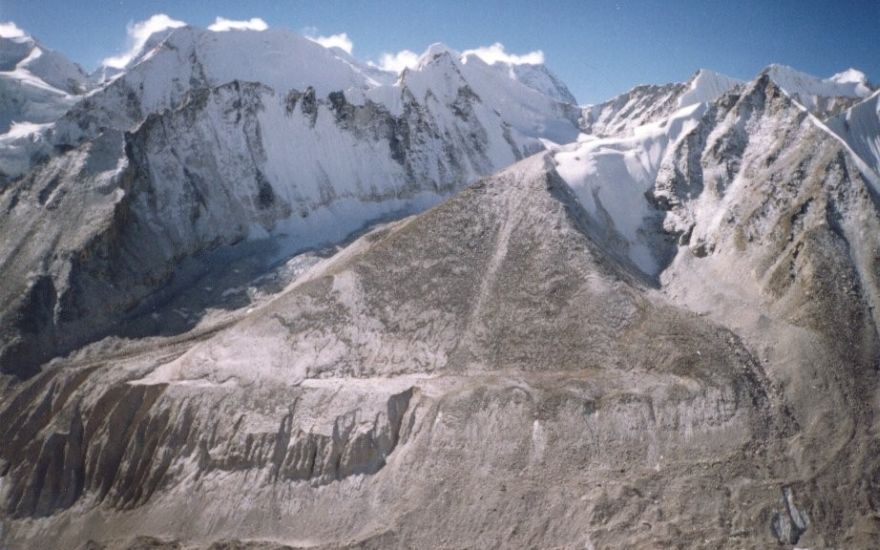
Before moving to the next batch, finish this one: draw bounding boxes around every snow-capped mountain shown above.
[0,23,581,376]
[471,55,578,104]
[0,30,90,135]
[559,68,879,276]
[578,69,742,137]
[2,17,880,549]
[0,28,96,181]
[1,27,582,180]
[765,63,873,115]
[0,31,89,94]
[578,65,877,139]
[675,68,744,108]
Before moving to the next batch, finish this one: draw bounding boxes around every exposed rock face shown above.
[1,370,414,518]
[580,81,688,136]
[556,72,880,547]
[577,69,742,137]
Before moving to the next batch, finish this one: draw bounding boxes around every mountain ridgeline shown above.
[1,22,879,550]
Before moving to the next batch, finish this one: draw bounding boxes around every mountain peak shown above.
[0,22,89,104]
[676,68,742,107]
[761,63,874,110]
[100,14,188,70]
[507,63,578,104]
[418,42,458,67]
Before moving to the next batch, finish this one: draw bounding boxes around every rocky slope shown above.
[557,71,880,546]
[1,20,880,549]
[1,156,797,549]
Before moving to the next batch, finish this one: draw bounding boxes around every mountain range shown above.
[1,21,879,549]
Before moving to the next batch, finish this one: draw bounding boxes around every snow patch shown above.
[554,103,706,273]
[826,91,880,177]
[806,93,880,191]
[0,121,52,141]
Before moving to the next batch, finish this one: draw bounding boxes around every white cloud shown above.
[370,50,420,73]
[207,17,268,33]
[369,42,544,74]
[103,14,186,69]
[305,32,353,55]
[0,21,27,39]
[462,42,544,65]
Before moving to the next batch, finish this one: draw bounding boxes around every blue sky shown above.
[2,0,877,104]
